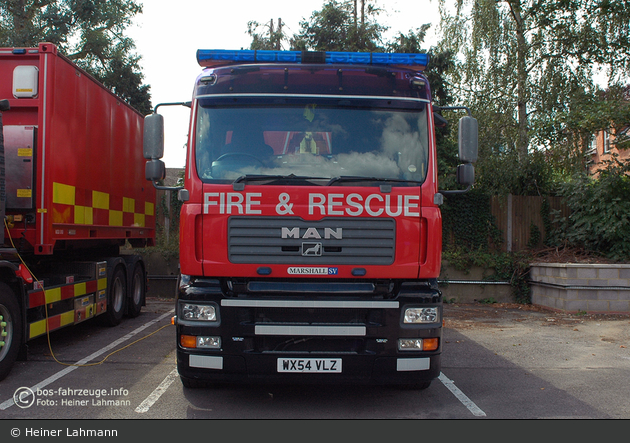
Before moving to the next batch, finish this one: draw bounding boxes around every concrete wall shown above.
[439,260,514,303]
[530,263,630,313]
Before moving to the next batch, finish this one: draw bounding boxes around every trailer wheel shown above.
[0,283,22,381]
[102,266,126,326]
[127,263,145,318]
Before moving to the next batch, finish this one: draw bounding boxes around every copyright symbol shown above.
[13,386,35,409]
[11,428,20,437]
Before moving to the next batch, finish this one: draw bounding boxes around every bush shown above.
[551,156,630,261]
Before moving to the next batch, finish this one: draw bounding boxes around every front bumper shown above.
[176,277,442,385]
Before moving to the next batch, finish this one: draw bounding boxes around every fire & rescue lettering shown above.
[203,192,420,217]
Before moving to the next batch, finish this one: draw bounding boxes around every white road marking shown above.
[0,310,174,410]
[438,372,487,417]
[135,367,179,413]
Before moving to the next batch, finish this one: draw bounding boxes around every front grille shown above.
[257,337,365,354]
[228,216,395,265]
[249,307,382,325]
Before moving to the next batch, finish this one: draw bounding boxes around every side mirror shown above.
[145,159,166,182]
[143,113,165,160]
[456,163,475,187]
[458,116,478,163]
[437,107,478,197]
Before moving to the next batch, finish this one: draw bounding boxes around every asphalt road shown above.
[0,298,628,422]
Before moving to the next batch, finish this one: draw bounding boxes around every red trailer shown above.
[0,43,156,381]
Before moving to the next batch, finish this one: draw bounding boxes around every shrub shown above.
[551,156,630,261]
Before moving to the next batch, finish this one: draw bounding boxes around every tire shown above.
[102,266,126,326]
[0,283,22,381]
[126,263,145,318]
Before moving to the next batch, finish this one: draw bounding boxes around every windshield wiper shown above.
[326,176,422,186]
[232,174,329,189]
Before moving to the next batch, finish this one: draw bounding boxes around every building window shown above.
[588,134,597,155]
[603,130,611,153]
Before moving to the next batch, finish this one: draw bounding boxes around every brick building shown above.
[587,125,630,174]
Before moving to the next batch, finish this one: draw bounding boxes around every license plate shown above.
[277,358,342,373]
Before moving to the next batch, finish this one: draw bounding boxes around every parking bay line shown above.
[135,367,179,413]
[136,370,486,416]
[0,310,174,410]
[438,372,487,417]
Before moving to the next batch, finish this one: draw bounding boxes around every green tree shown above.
[291,0,388,52]
[247,18,287,50]
[436,0,630,192]
[0,0,151,114]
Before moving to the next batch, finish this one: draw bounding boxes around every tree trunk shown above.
[9,0,30,47]
[509,0,529,160]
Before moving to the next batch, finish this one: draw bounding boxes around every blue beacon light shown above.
[197,49,429,69]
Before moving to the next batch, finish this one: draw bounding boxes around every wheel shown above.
[101,266,126,326]
[0,283,22,381]
[126,263,145,318]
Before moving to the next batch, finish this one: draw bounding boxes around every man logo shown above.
[282,227,342,240]
[302,242,322,256]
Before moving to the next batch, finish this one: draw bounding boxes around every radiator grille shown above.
[228,216,395,265]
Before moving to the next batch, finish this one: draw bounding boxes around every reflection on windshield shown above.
[195,103,429,184]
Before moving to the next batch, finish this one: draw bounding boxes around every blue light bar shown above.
[197,49,429,69]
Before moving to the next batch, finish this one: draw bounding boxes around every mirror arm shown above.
[153,101,192,114]
[437,186,472,196]
[150,181,184,191]
[433,105,472,117]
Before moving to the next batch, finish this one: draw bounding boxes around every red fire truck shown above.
[144,49,477,389]
[0,43,155,381]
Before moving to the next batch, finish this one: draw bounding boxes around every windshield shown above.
[195,99,429,185]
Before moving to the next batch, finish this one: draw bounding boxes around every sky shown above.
[127,0,442,168]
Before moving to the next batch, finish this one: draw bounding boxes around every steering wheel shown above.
[214,152,266,166]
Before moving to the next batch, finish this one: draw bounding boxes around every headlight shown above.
[398,338,439,351]
[404,307,438,324]
[182,303,217,321]
[399,339,423,350]
[180,335,221,349]
[197,336,221,348]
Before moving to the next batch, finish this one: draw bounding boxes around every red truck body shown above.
[0,43,155,381]
[144,49,476,389]
[0,43,155,253]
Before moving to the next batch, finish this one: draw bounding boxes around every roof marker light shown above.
[197,49,429,70]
